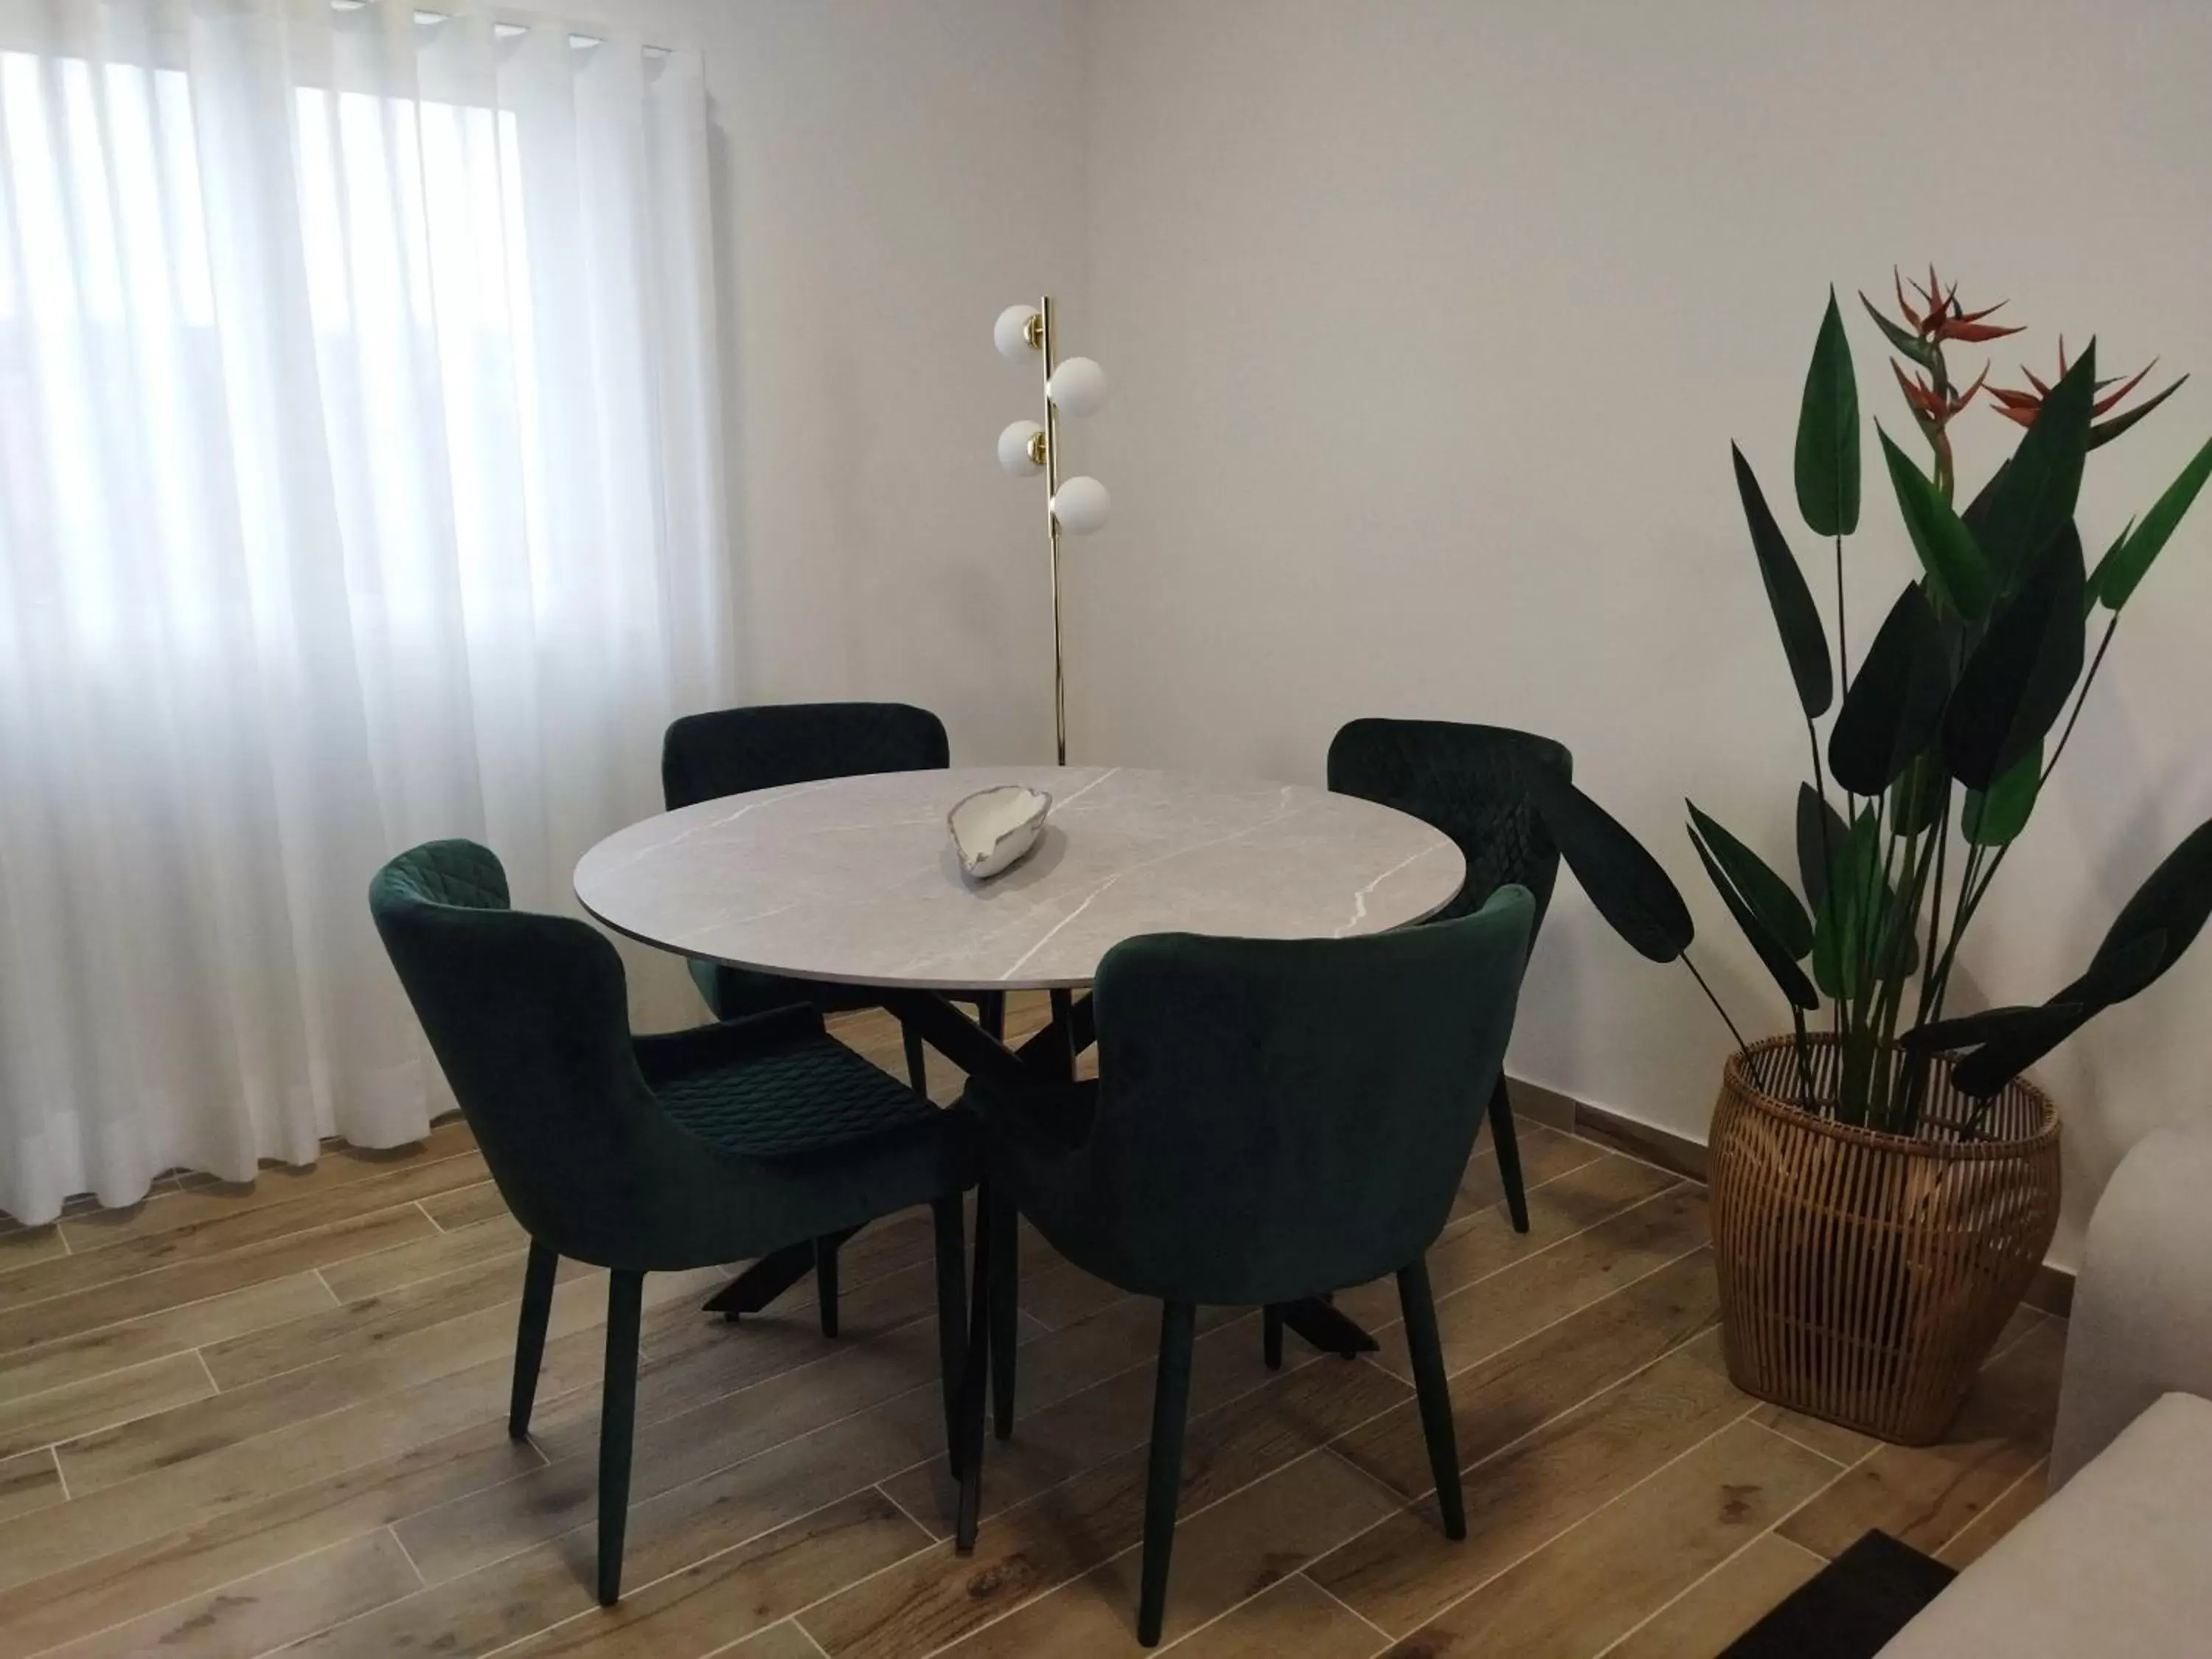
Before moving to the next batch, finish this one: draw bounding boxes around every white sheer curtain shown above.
[0,0,730,1224]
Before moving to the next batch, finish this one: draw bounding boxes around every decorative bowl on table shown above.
[949,785,1052,881]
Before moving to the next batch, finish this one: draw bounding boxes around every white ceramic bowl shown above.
[949,785,1052,881]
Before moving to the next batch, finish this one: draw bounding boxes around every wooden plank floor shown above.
[0,995,2059,1658]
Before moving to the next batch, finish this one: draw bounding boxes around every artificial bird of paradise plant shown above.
[1533,270,2212,1138]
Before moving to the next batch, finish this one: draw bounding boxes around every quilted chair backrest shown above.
[661,702,950,810]
[369,840,686,1265]
[1083,886,1534,1306]
[1327,718,1572,933]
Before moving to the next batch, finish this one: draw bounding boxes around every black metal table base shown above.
[1275,1295,1380,1357]
[703,1226,858,1318]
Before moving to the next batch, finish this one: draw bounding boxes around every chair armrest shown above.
[2051,1125,2212,1488]
[631,1004,825,1084]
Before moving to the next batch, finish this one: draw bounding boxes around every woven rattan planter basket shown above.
[1709,1034,2060,1446]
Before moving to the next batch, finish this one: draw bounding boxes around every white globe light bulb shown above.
[1051,476,1110,536]
[1047,357,1109,417]
[994,305,1040,363]
[997,420,1045,476]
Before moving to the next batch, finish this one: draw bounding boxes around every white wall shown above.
[1076,0,2212,1265]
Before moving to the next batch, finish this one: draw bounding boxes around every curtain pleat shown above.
[0,0,729,1223]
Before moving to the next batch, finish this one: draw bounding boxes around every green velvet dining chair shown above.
[959,886,1536,1646]
[1326,717,1571,1237]
[661,700,1004,1335]
[369,840,975,1607]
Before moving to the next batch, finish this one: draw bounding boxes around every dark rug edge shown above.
[1717,1528,1956,1659]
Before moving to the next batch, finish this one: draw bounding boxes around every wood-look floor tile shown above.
[1371,1183,1706,1382]
[54,1121,475,1255]
[717,1623,830,1659]
[35,1528,420,1659]
[918,1449,1402,1658]
[0,1206,439,1359]
[1745,1399,1879,1466]
[0,1349,214,1462]
[1309,1329,1747,1635]
[1164,1573,1385,1659]
[497,1489,928,1659]
[201,1251,592,1390]
[421,1180,509,1233]
[805,1340,1410,1659]
[1776,1318,2065,1561]
[1378,1419,1834,1658]
[6,1153,487,1312]
[0,1272,336,1404]
[0,1447,63,1525]
[317,1211,532,1302]
[1444,1126,1612,1230]
[398,1316,945,1585]
[303,1389,952,1659]
[879,1302,1389,1537]
[0,1418,540,1659]
[1601,1530,1827,1659]
[0,1227,67,1270]
[0,1329,592,1599]
[1935,1458,2046,1568]
[1335,1246,1721,1503]
[1327,1155,1680,1339]
[60,1265,726,1495]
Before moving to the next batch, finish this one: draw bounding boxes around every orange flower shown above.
[1988,339,2188,448]
[1892,265,2025,347]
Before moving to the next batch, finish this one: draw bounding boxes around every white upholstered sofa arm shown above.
[2051,1124,2212,1489]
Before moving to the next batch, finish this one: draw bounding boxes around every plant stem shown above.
[1681,953,1749,1054]
[2042,611,2121,787]
[1833,532,1849,695]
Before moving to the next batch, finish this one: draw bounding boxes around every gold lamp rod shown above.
[996,295,1109,769]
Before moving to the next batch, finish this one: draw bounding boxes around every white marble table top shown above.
[574,765,1465,992]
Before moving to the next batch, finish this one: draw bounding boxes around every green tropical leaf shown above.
[1523,768,1693,963]
[2094,433,2212,611]
[1795,290,1860,537]
[1880,428,1994,619]
[1888,751,1947,837]
[1859,291,1937,370]
[1795,782,1848,911]
[1829,583,1952,796]
[1950,933,2166,1098]
[1961,743,2042,847]
[1688,826,1819,1010]
[1809,808,1917,1000]
[1902,1001,2084,1054]
[2086,519,2134,618]
[1687,802,1812,959]
[1733,446,1833,719]
[1941,526,2085,791]
[2082,816,2212,999]
[1975,343,2096,589]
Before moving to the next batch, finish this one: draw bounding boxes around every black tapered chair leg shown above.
[988,1187,1018,1439]
[1396,1254,1465,1540]
[815,1236,841,1338]
[978,991,1006,1041]
[954,1185,995,1554]
[597,1270,645,1605]
[1262,1304,1284,1371]
[902,1020,930,1097]
[1487,1074,1529,1235]
[1138,1300,1197,1647]
[931,1195,968,1477]
[509,1240,559,1440]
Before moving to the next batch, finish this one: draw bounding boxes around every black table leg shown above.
[703,1225,860,1318]
[1276,1294,1381,1357]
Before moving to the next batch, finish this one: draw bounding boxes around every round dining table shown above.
[574,762,1466,1352]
